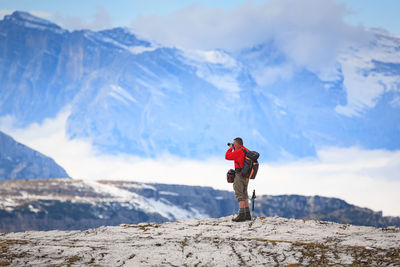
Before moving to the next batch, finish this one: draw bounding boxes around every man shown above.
[225,137,251,222]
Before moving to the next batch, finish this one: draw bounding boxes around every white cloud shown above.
[51,6,112,31]
[1,109,400,216]
[131,0,367,76]
[27,10,53,20]
[0,9,13,19]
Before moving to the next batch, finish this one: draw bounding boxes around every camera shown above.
[227,142,233,147]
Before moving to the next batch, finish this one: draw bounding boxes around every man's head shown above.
[233,137,243,149]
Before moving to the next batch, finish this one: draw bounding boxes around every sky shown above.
[0,0,400,35]
[1,0,400,216]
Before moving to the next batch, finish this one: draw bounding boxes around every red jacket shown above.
[225,146,248,169]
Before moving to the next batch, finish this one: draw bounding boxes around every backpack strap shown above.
[238,147,248,169]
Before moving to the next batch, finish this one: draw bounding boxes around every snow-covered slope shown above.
[1,216,399,266]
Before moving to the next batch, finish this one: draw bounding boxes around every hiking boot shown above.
[244,207,251,221]
[232,212,247,222]
[245,211,252,221]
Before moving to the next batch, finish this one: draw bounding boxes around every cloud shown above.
[51,6,112,31]
[131,0,368,77]
[1,109,400,216]
[0,9,13,19]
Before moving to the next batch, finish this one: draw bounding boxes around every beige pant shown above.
[233,172,249,201]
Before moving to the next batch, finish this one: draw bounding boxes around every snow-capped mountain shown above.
[1,216,399,266]
[0,178,398,232]
[0,131,69,181]
[1,11,399,160]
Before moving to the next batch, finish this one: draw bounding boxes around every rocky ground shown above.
[1,216,399,266]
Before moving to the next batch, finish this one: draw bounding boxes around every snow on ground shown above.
[1,216,399,266]
[82,180,208,221]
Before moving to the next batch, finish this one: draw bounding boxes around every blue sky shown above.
[1,0,400,34]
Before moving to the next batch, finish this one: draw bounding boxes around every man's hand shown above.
[230,143,236,151]
[229,143,234,149]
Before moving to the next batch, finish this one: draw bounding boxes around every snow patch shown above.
[81,180,207,221]
[11,11,51,25]
[119,182,156,191]
[145,197,207,220]
[200,73,241,94]
[20,21,65,34]
[181,49,242,95]
[159,191,179,196]
[82,180,136,201]
[109,85,138,105]
[183,49,238,68]
[28,204,40,213]
[128,46,158,54]
[5,12,66,34]
[335,31,400,116]
[5,207,14,212]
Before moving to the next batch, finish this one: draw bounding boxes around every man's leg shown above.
[232,200,247,222]
[243,180,251,220]
[232,173,249,222]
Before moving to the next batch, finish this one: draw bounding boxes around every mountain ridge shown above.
[3,11,65,33]
[0,131,70,181]
[0,178,398,233]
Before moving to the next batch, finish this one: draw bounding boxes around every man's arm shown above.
[225,148,241,160]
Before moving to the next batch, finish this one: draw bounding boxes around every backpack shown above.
[240,148,259,179]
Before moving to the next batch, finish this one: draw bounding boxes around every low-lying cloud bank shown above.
[1,109,399,216]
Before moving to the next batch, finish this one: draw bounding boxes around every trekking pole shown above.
[251,190,256,219]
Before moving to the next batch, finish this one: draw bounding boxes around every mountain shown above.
[1,11,399,160]
[1,216,399,266]
[0,131,70,181]
[0,178,398,232]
